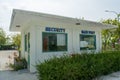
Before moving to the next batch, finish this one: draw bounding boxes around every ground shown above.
[0,70,38,80]
[0,70,120,80]
[95,71,120,80]
[0,50,38,80]
[0,50,120,80]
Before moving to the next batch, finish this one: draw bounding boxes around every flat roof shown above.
[10,9,117,32]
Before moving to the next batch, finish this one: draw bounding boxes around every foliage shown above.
[9,57,27,71]
[0,28,6,45]
[11,34,21,51]
[0,28,21,50]
[5,35,12,45]
[0,44,16,50]
[36,51,120,80]
[101,19,120,50]
[9,52,27,71]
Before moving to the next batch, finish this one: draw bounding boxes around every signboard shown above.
[81,30,95,34]
[45,27,65,32]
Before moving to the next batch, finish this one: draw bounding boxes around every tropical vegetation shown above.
[0,27,21,50]
[101,18,120,51]
[36,51,120,80]
[0,28,6,45]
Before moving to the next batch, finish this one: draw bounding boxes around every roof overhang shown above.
[9,9,117,32]
[10,9,31,32]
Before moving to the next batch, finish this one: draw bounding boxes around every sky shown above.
[0,0,120,35]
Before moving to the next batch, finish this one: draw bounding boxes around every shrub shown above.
[36,51,120,80]
[0,44,17,50]
[9,57,27,71]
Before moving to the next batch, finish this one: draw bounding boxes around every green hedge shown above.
[36,51,120,80]
[0,44,17,50]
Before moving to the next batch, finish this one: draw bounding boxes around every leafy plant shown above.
[9,57,27,71]
[36,51,120,80]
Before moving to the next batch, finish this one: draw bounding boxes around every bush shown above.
[36,51,120,80]
[0,44,17,50]
[10,57,27,71]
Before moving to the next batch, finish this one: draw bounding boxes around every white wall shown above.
[21,31,25,58]
[34,25,101,62]
[21,21,102,72]
[35,26,71,63]
[21,25,37,72]
[29,27,36,72]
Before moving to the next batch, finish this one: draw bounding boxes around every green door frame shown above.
[28,32,30,69]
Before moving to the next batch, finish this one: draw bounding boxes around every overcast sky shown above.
[0,0,120,35]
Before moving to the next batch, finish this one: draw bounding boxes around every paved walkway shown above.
[0,70,38,80]
[0,70,120,80]
[96,71,120,80]
[1,50,120,80]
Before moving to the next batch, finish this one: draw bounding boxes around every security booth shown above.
[9,9,116,72]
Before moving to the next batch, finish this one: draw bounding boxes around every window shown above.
[80,34,96,50]
[42,33,67,52]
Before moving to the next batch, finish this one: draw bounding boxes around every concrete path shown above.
[0,70,38,80]
[97,71,120,80]
[0,70,120,80]
[1,50,120,80]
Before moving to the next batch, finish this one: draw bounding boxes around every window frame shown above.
[80,34,96,50]
[42,32,68,52]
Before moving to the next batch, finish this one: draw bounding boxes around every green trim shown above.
[66,33,68,51]
[80,34,96,50]
[24,34,27,51]
[80,34,96,36]
[24,33,31,52]
[42,32,68,52]
[42,32,66,34]
[28,32,30,53]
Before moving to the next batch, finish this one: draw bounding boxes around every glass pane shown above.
[48,35,57,51]
[80,35,96,50]
[43,36,48,51]
[57,34,66,46]
[43,33,67,52]
[57,34,67,51]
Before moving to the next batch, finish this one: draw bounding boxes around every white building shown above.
[9,9,116,72]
